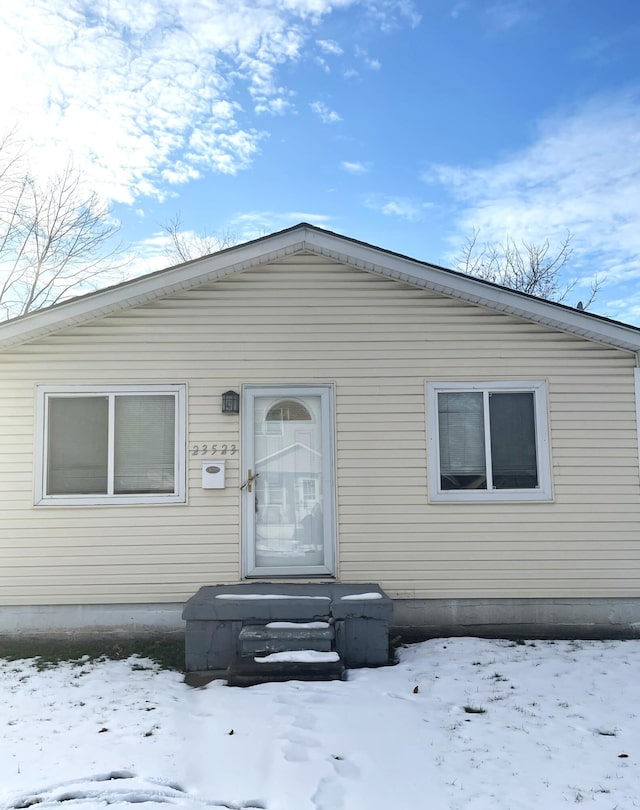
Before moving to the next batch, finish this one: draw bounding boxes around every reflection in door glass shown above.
[254,395,324,568]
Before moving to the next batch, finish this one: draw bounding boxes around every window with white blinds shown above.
[36,385,185,505]
[114,395,176,494]
[426,381,552,502]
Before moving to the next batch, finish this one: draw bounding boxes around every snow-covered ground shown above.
[1,638,639,810]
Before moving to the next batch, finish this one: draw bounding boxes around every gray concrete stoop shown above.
[226,622,345,687]
[182,582,393,687]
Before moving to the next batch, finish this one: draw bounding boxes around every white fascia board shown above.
[0,232,310,349]
[2,222,640,355]
[301,228,640,354]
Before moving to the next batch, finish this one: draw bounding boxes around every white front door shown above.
[242,385,336,577]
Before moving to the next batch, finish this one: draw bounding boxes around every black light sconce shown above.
[221,390,240,414]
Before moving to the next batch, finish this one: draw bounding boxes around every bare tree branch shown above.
[162,214,237,264]
[0,134,123,320]
[454,229,601,308]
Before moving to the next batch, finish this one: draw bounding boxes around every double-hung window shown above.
[426,380,552,502]
[36,385,186,505]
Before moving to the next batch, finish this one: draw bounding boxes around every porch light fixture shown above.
[221,390,240,414]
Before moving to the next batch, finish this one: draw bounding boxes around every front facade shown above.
[2,224,640,638]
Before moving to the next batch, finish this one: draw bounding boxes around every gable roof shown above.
[1,222,640,354]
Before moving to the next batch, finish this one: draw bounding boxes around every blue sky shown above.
[2,1,640,321]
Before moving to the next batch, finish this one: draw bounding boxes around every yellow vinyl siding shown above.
[1,254,639,604]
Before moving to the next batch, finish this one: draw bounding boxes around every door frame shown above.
[241,384,337,578]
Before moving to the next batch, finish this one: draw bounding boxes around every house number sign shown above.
[191,443,238,456]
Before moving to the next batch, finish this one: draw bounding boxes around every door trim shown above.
[241,384,336,578]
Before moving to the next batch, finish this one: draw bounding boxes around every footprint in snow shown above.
[311,776,344,810]
[330,755,360,780]
[280,729,320,762]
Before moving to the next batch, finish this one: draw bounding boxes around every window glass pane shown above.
[114,395,176,494]
[489,392,538,489]
[254,394,324,568]
[438,392,487,490]
[265,400,312,421]
[47,397,108,494]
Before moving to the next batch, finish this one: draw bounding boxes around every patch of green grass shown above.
[0,635,184,671]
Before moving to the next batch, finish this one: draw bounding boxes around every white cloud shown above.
[366,0,421,30]
[126,210,335,272]
[254,96,293,116]
[226,210,334,240]
[0,0,415,205]
[355,46,381,70]
[485,1,535,31]
[425,92,640,294]
[365,194,429,221]
[317,39,343,55]
[315,38,344,71]
[450,2,470,19]
[310,101,342,123]
[161,162,202,185]
[604,292,640,325]
[340,160,370,174]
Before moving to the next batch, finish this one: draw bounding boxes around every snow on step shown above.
[226,652,346,686]
[266,621,330,629]
[254,650,340,664]
[215,593,330,600]
[238,623,334,655]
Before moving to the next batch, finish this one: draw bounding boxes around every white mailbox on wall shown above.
[202,459,226,489]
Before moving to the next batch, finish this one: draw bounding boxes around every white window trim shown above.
[426,380,553,503]
[35,384,186,506]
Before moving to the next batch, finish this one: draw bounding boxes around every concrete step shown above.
[227,650,346,687]
[238,622,334,655]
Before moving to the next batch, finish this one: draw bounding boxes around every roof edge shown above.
[0,226,316,349]
[1,222,639,354]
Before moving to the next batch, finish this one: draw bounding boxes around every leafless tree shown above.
[162,214,237,264]
[0,133,121,320]
[455,229,601,309]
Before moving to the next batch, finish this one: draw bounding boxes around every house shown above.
[2,222,640,641]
